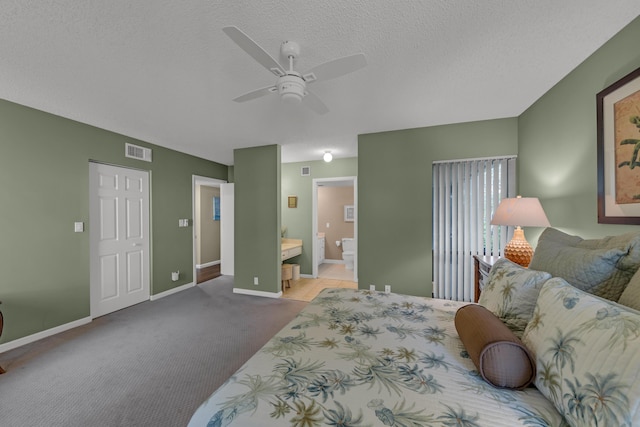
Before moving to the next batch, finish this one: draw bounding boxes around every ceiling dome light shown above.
[323,151,333,162]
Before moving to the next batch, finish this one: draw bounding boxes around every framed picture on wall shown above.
[344,205,354,222]
[597,65,640,224]
[288,195,298,208]
[213,196,220,221]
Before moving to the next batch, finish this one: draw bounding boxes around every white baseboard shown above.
[150,282,194,301]
[300,274,314,279]
[0,283,196,355]
[321,259,344,264]
[0,316,92,354]
[195,260,220,269]
[233,288,282,298]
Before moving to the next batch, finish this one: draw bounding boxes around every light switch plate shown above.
[74,222,84,232]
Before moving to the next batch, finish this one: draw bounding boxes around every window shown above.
[432,156,516,301]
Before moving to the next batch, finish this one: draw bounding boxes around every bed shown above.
[190,228,640,426]
[188,287,564,426]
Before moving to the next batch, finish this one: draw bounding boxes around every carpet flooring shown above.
[0,276,307,427]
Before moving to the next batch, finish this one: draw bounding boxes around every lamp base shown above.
[504,227,534,267]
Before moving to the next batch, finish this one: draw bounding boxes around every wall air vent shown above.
[125,143,152,162]
[301,166,310,176]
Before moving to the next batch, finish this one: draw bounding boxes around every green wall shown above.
[281,158,358,274]
[358,118,518,297]
[4,14,640,347]
[357,16,640,298]
[519,15,640,242]
[234,145,281,294]
[0,99,227,343]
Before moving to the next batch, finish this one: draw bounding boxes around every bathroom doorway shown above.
[312,176,357,282]
[192,176,229,284]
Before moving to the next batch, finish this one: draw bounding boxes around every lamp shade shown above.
[490,196,550,227]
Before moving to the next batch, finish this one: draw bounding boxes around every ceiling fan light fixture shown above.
[323,151,333,162]
[278,74,305,104]
[281,92,303,104]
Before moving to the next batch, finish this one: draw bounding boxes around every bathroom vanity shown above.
[281,238,302,261]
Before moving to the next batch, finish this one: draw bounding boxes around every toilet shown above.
[341,238,355,270]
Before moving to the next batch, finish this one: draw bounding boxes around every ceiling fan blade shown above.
[303,90,329,115]
[232,85,278,103]
[223,26,285,77]
[303,53,367,83]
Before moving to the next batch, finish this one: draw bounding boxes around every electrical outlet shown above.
[254,276,259,285]
[369,284,375,291]
[385,285,391,294]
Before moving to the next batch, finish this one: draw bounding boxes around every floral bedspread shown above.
[189,288,564,426]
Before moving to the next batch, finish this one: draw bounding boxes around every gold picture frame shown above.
[288,195,298,208]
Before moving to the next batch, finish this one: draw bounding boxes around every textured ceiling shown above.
[1,1,639,165]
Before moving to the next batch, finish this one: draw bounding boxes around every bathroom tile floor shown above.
[282,273,357,302]
[318,263,355,281]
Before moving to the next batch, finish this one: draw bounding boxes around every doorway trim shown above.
[312,176,358,281]
[192,175,227,283]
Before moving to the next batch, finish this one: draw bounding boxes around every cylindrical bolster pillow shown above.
[455,304,536,389]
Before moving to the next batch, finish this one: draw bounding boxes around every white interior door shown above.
[90,162,150,317]
[220,183,234,276]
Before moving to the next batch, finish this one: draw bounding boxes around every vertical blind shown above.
[432,156,516,301]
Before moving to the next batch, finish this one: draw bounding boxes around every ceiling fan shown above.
[223,26,367,115]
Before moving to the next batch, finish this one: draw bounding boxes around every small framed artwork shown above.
[213,196,220,221]
[344,205,354,222]
[288,195,298,208]
[597,65,640,224]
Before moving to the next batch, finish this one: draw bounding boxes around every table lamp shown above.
[490,196,550,267]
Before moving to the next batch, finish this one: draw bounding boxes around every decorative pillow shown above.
[522,278,640,426]
[529,228,640,301]
[618,267,640,311]
[477,258,551,338]
[455,304,536,389]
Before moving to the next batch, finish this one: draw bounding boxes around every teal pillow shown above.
[619,268,640,310]
[478,258,551,338]
[529,228,639,301]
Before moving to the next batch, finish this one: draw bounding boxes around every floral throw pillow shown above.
[478,258,551,338]
[522,278,640,427]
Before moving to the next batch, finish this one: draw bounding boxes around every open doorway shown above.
[312,176,357,282]
[192,176,227,284]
